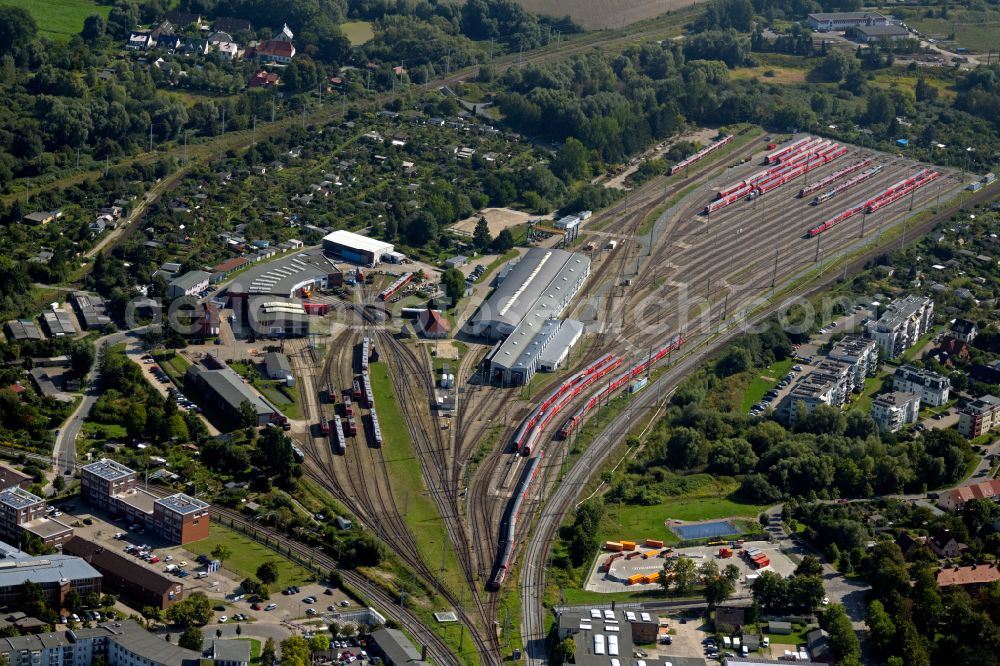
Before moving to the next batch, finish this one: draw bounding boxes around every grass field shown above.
[731,66,807,84]
[598,495,768,546]
[368,361,466,598]
[188,524,314,586]
[154,351,190,386]
[1,0,110,40]
[908,14,1000,53]
[341,21,374,46]
[740,358,794,413]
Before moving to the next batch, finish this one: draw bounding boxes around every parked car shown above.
[265,603,278,611]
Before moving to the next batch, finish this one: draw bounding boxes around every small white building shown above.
[166,270,211,299]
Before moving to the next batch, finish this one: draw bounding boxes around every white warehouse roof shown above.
[322,230,393,254]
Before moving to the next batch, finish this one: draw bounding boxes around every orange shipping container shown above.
[643,571,661,584]
[645,539,664,548]
[620,541,637,550]
[627,573,646,585]
[605,541,623,552]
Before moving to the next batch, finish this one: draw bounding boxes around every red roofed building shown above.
[211,255,252,283]
[6,383,24,394]
[936,563,1000,589]
[417,306,450,339]
[938,479,1000,512]
[250,70,280,88]
[255,40,295,64]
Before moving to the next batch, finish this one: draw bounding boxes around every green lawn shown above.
[762,623,812,646]
[599,496,768,546]
[154,351,190,386]
[368,361,466,596]
[851,373,887,413]
[1,0,110,40]
[341,21,374,46]
[740,358,794,413]
[187,524,314,586]
[908,14,1000,53]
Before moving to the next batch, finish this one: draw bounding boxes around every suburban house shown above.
[250,70,280,88]
[126,31,153,50]
[929,529,963,558]
[255,40,295,64]
[949,318,977,343]
[937,479,1000,512]
[22,210,62,225]
[895,532,929,561]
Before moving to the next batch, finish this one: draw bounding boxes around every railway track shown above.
[517,174,1000,665]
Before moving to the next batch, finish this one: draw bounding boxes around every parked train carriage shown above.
[489,455,544,590]
[332,419,346,455]
[319,415,331,436]
[370,409,383,448]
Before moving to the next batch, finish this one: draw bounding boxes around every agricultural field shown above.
[341,20,374,46]
[515,0,701,29]
[906,11,1000,53]
[1,0,110,40]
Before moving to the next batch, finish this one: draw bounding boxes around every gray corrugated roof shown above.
[187,364,279,416]
[263,352,292,376]
[212,639,251,662]
[0,554,101,587]
[372,628,430,666]
[473,248,590,333]
[109,622,201,664]
[169,270,211,290]
[538,319,584,366]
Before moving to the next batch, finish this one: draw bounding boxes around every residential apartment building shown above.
[958,395,1000,438]
[80,460,209,544]
[0,486,72,547]
[865,295,934,359]
[870,392,920,433]
[893,365,951,406]
[779,353,868,424]
[0,619,246,666]
[81,459,137,511]
[827,336,879,385]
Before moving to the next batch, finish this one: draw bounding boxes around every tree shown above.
[166,592,212,627]
[239,400,258,429]
[664,557,698,594]
[211,545,232,567]
[261,638,277,666]
[787,575,825,610]
[53,475,66,492]
[81,15,106,43]
[795,555,824,578]
[491,229,514,253]
[822,604,861,665]
[0,6,37,55]
[257,561,280,586]
[666,427,705,469]
[70,343,95,378]
[866,599,897,657]
[551,137,591,182]
[701,561,740,607]
[473,217,492,251]
[308,634,331,653]
[178,626,203,651]
[552,637,576,666]
[751,571,788,609]
[441,268,466,306]
[816,51,857,83]
[280,636,311,666]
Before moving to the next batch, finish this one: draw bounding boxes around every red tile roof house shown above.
[417,307,450,339]
[937,563,1000,589]
[250,70,280,87]
[937,479,1000,512]
[255,40,295,64]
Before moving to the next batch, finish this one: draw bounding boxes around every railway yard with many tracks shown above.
[280,131,978,665]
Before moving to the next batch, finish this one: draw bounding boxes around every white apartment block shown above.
[893,365,951,407]
[865,295,934,359]
[871,391,920,432]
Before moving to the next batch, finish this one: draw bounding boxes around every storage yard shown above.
[583,540,798,593]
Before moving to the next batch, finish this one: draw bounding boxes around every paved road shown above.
[51,329,139,478]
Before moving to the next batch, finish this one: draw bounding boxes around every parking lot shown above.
[54,503,356,625]
[584,541,798,593]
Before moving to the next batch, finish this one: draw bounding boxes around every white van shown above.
[196,572,209,579]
